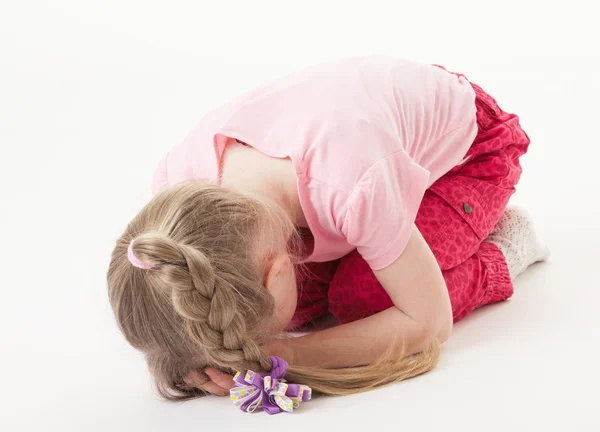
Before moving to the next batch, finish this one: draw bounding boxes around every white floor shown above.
[1,1,599,431]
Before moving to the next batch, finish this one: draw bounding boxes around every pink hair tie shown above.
[127,240,154,270]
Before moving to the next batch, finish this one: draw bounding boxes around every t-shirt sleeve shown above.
[342,151,430,271]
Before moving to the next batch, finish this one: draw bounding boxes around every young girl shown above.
[107,56,549,406]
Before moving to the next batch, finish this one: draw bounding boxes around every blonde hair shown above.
[107,183,440,400]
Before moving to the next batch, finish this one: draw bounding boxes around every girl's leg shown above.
[420,81,532,270]
[328,206,550,324]
[327,186,515,324]
[328,240,512,324]
[328,79,535,324]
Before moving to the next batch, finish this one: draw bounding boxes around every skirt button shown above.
[463,203,473,214]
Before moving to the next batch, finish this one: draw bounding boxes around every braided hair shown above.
[108,183,288,399]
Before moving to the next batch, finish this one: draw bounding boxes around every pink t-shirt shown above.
[153,56,477,270]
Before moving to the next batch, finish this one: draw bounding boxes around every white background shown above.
[1,1,599,431]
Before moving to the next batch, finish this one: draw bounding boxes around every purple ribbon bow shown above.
[230,356,312,415]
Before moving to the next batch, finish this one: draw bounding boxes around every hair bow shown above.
[229,356,312,414]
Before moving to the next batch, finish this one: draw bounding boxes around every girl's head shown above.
[108,183,440,400]
[107,183,299,399]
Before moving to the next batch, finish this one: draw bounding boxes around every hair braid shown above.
[136,232,273,372]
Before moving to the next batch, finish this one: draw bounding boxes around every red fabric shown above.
[291,75,530,327]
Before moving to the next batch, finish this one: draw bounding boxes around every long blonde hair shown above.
[107,183,440,400]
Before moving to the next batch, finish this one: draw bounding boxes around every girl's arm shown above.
[276,225,453,368]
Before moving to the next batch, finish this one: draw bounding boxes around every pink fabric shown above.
[127,241,154,270]
[153,57,477,270]
[292,77,530,327]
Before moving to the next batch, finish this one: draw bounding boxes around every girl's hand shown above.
[181,340,294,396]
[184,368,235,396]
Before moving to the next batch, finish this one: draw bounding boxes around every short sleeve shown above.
[342,151,430,271]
